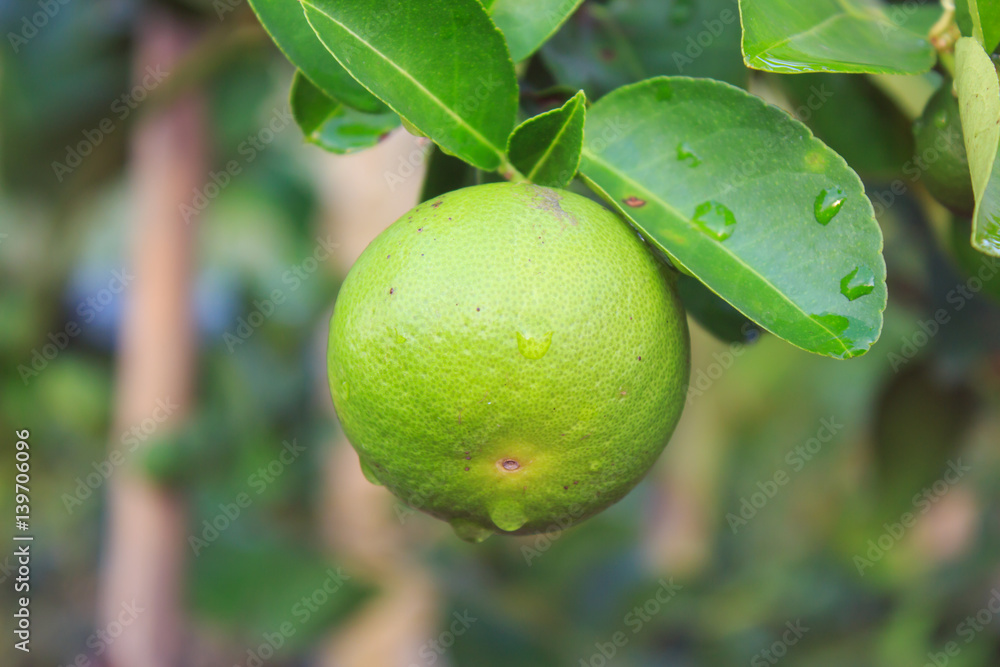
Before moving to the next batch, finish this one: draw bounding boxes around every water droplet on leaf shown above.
[517,331,553,359]
[692,201,737,241]
[676,142,701,167]
[840,265,875,301]
[814,187,846,225]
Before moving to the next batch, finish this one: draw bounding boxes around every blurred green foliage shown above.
[1,1,1000,666]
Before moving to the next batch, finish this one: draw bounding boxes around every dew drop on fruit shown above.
[449,518,493,543]
[839,265,875,301]
[516,331,553,359]
[676,141,701,167]
[488,500,528,532]
[390,327,406,344]
[814,187,846,225]
[340,381,350,401]
[358,458,382,486]
[692,201,736,241]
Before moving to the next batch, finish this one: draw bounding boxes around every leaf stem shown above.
[499,158,529,183]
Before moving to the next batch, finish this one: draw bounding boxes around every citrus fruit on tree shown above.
[327,183,690,541]
[912,81,975,217]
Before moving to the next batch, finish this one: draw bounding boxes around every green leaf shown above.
[290,71,400,154]
[541,0,748,97]
[955,37,1000,257]
[739,0,936,75]
[578,77,886,359]
[967,0,1000,52]
[507,91,586,188]
[483,0,585,63]
[301,0,518,171]
[247,0,385,113]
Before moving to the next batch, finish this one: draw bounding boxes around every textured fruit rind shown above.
[328,183,690,535]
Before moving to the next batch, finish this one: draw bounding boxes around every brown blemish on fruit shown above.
[432,200,443,208]
[623,196,646,207]
[464,467,470,471]
[389,287,395,294]
[500,458,520,471]
[528,185,577,227]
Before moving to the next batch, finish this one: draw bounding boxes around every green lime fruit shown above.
[947,216,1000,303]
[913,82,975,217]
[327,183,690,541]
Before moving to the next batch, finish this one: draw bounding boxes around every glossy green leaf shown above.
[482,0,585,62]
[247,0,385,113]
[579,77,886,359]
[507,91,586,188]
[955,37,1000,257]
[967,0,1000,53]
[739,0,936,75]
[301,0,518,171]
[290,71,399,154]
[542,0,748,97]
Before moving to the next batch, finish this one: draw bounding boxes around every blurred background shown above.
[2,0,1000,665]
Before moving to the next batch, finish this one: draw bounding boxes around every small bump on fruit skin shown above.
[328,183,690,539]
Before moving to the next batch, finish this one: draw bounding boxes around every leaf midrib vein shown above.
[525,101,580,182]
[580,147,851,354]
[303,1,505,164]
